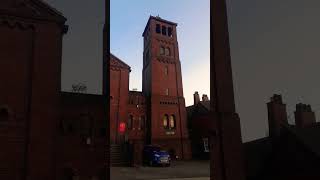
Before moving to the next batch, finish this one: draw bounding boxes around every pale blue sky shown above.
[110,0,210,107]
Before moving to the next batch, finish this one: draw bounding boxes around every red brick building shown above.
[109,16,191,160]
[187,92,211,159]
[0,1,107,179]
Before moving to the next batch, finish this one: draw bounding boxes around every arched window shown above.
[165,48,170,56]
[163,114,169,129]
[0,108,9,121]
[160,46,165,55]
[128,115,133,130]
[169,115,176,129]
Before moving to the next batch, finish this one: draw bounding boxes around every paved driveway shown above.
[110,160,210,180]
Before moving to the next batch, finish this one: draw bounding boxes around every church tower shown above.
[142,16,191,159]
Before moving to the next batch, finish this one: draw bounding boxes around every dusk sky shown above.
[44,0,320,142]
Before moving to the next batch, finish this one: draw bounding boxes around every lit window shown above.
[165,88,169,96]
[162,26,167,35]
[163,115,169,129]
[160,46,165,55]
[169,115,176,129]
[86,137,91,145]
[203,138,210,152]
[165,48,170,56]
[156,24,161,33]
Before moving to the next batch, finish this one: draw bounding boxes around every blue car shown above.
[142,145,171,167]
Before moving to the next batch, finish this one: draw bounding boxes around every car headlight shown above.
[154,154,160,157]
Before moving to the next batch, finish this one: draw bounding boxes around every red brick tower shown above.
[142,16,191,159]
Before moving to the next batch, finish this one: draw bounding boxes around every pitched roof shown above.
[110,53,131,71]
[1,0,67,23]
[243,137,273,178]
[199,101,210,111]
[60,91,105,104]
[288,122,320,157]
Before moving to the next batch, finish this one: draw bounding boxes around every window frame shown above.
[156,24,161,34]
[163,114,169,129]
[162,25,167,35]
[169,115,176,129]
[168,27,173,37]
[160,46,165,55]
[203,137,210,152]
[165,47,170,56]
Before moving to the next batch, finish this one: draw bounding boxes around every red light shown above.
[119,122,126,133]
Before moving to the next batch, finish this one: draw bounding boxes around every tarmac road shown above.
[110,160,210,180]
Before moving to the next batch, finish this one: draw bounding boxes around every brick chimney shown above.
[202,94,209,101]
[267,94,288,138]
[194,91,200,105]
[294,103,316,128]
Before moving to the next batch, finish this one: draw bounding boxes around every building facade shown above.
[109,16,191,160]
[0,1,108,179]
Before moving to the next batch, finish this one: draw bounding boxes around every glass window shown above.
[169,115,176,129]
[165,48,170,56]
[162,26,167,35]
[203,138,210,152]
[160,46,165,55]
[163,115,169,129]
[164,66,168,75]
[168,27,173,37]
[156,24,161,33]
